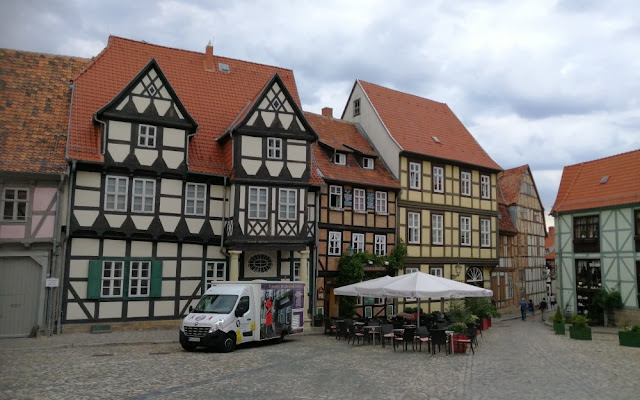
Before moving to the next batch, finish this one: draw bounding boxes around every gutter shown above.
[48,173,65,336]
[57,160,76,335]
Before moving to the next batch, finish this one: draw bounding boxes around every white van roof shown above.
[204,284,248,296]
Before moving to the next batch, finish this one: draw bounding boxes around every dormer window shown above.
[362,157,374,169]
[334,153,346,165]
[353,99,361,116]
[138,125,156,148]
[267,137,282,159]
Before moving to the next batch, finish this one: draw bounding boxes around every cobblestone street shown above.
[1,319,638,399]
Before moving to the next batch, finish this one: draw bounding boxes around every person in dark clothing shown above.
[528,299,535,320]
[519,298,527,321]
[539,298,548,321]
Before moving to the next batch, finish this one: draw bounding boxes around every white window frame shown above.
[408,212,420,244]
[2,188,28,221]
[362,157,374,169]
[375,191,387,214]
[353,98,360,116]
[105,176,128,212]
[481,175,490,199]
[409,162,421,190]
[432,213,443,245]
[185,183,206,216]
[334,153,346,165]
[353,188,365,212]
[278,188,297,220]
[430,267,443,277]
[460,216,471,246]
[461,171,471,196]
[138,125,156,148]
[352,233,365,253]
[433,166,444,193]
[129,261,151,297]
[132,178,155,213]
[374,234,387,256]
[405,267,419,301]
[328,231,342,255]
[101,260,124,298]
[481,218,491,247]
[292,261,301,281]
[329,185,342,209]
[206,261,227,288]
[267,137,282,160]
[249,187,268,220]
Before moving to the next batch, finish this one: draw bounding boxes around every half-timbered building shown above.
[307,108,400,318]
[0,49,89,336]
[551,150,640,322]
[63,37,319,326]
[342,80,501,313]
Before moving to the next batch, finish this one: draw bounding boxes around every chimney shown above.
[322,107,333,118]
[205,40,214,71]
[548,226,554,237]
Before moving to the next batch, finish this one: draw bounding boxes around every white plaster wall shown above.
[131,241,153,257]
[185,218,204,234]
[182,244,203,257]
[242,159,261,175]
[287,144,306,162]
[108,120,131,142]
[162,281,175,296]
[242,136,262,158]
[74,189,100,207]
[103,239,126,257]
[157,242,178,258]
[344,83,401,179]
[135,149,158,166]
[154,301,175,316]
[73,210,98,227]
[69,259,88,278]
[163,150,184,169]
[108,143,130,163]
[161,179,182,196]
[160,216,180,232]
[265,161,283,176]
[71,238,99,256]
[100,302,123,319]
[131,216,153,230]
[162,260,177,277]
[163,128,186,148]
[288,162,305,178]
[160,197,182,214]
[105,214,126,228]
[75,171,101,188]
[127,301,149,318]
[66,302,94,320]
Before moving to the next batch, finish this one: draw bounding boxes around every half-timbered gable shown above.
[342,80,501,314]
[63,36,317,326]
[0,49,90,336]
[307,109,400,318]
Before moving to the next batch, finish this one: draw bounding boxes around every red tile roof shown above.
[68,36,301,175]
[0,49,90,174]
[305,112,399,189]
[357,80,501,171]
[545,227,555,260]
[498,165,528,205]
[551,149,640,213]
[497,186,518,234]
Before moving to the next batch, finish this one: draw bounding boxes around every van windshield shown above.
[193,294,238,314]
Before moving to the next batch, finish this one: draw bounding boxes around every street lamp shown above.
[452,262,463,278]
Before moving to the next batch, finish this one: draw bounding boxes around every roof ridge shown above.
[304,111,357,125]
[357,79,446,106]
[562,148,640,168]
[108,35,295,73]
[0,48,90,61]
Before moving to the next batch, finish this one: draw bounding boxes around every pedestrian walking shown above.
[519,298,527,321]
[539,298,548,321]
[528,299,535,320]
[549,294,556,310]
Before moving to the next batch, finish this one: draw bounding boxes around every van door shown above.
[235,295,254,340]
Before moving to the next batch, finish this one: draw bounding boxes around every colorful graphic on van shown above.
[260,283,304,339]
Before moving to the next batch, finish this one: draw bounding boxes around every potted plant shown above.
[313,312,324,327]
[569,314,592,340]
[465,298,500,330]
[618,324,640,347]
[550,308,565,335]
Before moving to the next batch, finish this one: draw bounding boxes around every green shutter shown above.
[87,260,103,299]
[150,260,163,298]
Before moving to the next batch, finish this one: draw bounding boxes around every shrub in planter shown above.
[569,314,592,340]
[465,298,500,330]
[618,324,640,348]
[550,308,565,335]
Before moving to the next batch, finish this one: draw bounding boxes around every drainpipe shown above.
[57,159,76,334]
[48,173,65,336]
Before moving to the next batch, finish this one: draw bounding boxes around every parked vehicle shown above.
[179,281,305,352]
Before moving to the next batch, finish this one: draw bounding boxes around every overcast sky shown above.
[3,0,640,228]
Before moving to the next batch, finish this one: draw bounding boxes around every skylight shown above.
[432,136,440,143]
[600,176,609,184]
[218,63,230,73]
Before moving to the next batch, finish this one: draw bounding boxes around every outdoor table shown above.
[354,321,365,325]
[445,330,454,353]
[363,325,381,345]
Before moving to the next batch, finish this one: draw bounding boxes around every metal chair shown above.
[415,326,431,352]
[393,327,416,352]
[380,324,395,348]
[429,329,449,355]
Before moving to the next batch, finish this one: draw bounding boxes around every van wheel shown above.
[276,331,286,344]
[221,333,236,353]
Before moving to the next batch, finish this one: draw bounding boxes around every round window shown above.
[248,253,273,274]
[465,267,484,287]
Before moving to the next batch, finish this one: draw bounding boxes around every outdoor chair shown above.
[336,321,348,340]
[348,322,366,345]
[325,318,337,336]
[429,329,449,355]
[454,328,474,354]
[380,324,395,348]
[415,326,431,352]
[466,323,479,346]
[393,327,416,352]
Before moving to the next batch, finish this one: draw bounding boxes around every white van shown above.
[179,281,305,352]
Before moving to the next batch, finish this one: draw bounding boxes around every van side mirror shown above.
[235,307,245,318]
[189,305,193,312]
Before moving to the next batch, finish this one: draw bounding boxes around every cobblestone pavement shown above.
[1,319,638,400]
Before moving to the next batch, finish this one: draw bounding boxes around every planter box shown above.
[481,318,491,330]
[569,325,592,340]
[451,334,469,353]
[553,322,565,335]
[618,331,640,347]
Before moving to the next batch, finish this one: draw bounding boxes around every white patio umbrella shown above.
[334,275,394,297]
[380,271,493,299]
